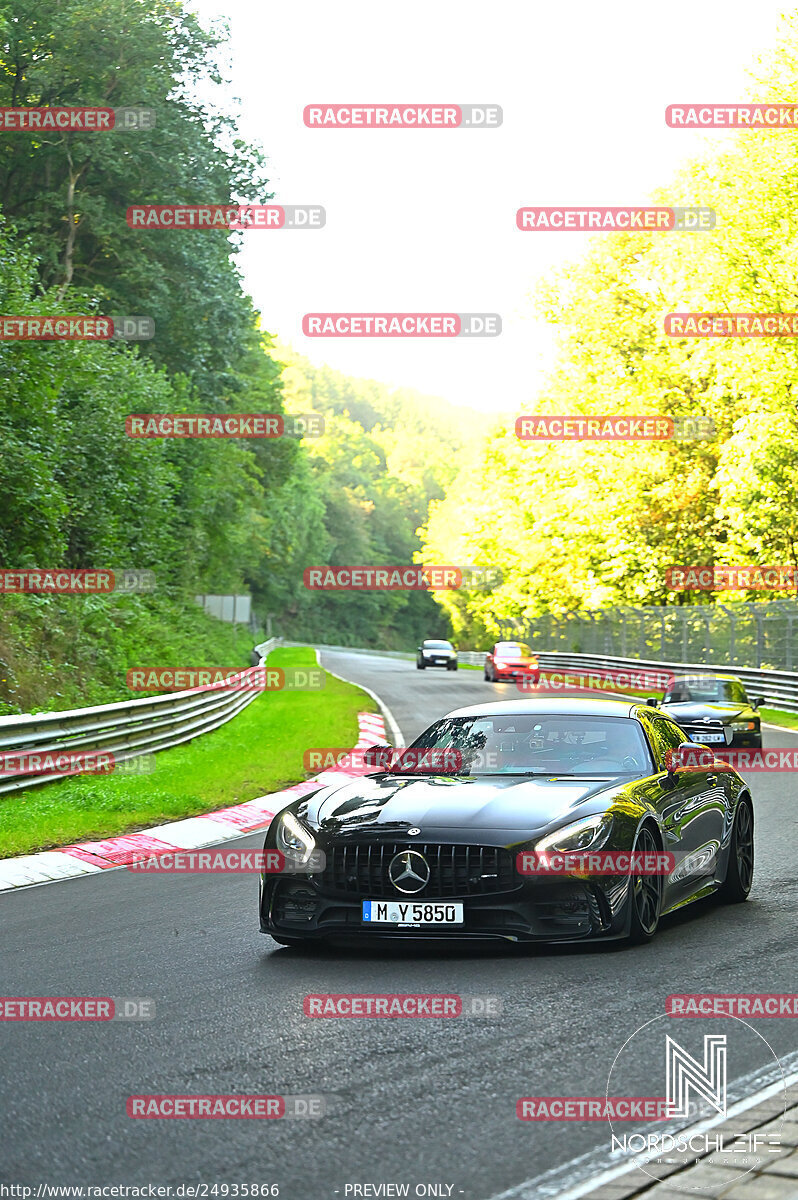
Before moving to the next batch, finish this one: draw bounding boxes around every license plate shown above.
[362,900,464,926]
[691,732,725,743]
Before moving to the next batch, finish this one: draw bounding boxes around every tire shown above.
[417,661,425,670]
[627,825,662,944]
[447,662,457,671]
[483,669,490,680]
[718,798,754,903]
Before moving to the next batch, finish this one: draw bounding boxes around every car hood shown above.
[301,773,630,840]
[660,702,749,722]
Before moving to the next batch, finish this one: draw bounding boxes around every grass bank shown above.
[0,646,377,859]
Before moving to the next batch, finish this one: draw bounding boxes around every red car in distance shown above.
[484,640,540,684]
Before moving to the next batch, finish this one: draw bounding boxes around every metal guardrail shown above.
[536,651,798,713]
[0,637,279,797]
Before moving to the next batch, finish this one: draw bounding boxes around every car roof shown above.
[444,697,640,719]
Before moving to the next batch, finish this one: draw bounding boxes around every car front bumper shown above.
[260,874,632,943]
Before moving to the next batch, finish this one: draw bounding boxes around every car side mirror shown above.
[645,697,659,708]
[752,696,765,710]
[659,756,678,790]
[361,744,394,770]
[663,745,716,789]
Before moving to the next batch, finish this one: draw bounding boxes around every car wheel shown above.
[483,668,490,680]
[448,662,457,671]
[627,825,662,944]
[718,799,754,903]
[417,661,425,670]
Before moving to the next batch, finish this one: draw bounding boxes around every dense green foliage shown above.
[420,16,798,646]
[0,0,468,712]
[4,0,798,703]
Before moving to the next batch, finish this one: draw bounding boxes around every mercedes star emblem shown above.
[388,850,430,894]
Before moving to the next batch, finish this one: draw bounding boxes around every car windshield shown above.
[424,641,453,650]
[495,643,533,657]
[664,679,747,705]
[393,713,652,777]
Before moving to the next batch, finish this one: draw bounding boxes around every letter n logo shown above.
[665,1034,726,1119]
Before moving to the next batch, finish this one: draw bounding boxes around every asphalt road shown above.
[2,649,798,1198]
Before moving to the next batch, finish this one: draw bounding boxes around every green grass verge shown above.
[759,707,798,730]
[0,646,378,859]
[0,591,265,716]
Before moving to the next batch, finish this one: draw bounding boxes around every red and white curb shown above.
[0,711,386,893]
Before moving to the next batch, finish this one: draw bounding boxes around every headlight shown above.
[494,660,508,668]
[536,813,613,854]
[730,721,755,731]
[275,811,316,865]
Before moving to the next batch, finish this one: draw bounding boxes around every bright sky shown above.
[191,0,791,412]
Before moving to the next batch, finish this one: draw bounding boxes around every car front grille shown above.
[677,721,727,740]
[320,842,519,897]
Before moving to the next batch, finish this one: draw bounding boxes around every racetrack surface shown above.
[2,649,797,1197]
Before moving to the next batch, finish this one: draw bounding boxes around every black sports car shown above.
[650,673,764,748]
[260,698,753,947]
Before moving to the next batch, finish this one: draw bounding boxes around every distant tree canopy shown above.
[420,13,798,645]
[4,1,798,656]
[0,0,472,649]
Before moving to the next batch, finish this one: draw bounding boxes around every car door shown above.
[638,712,722,906]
